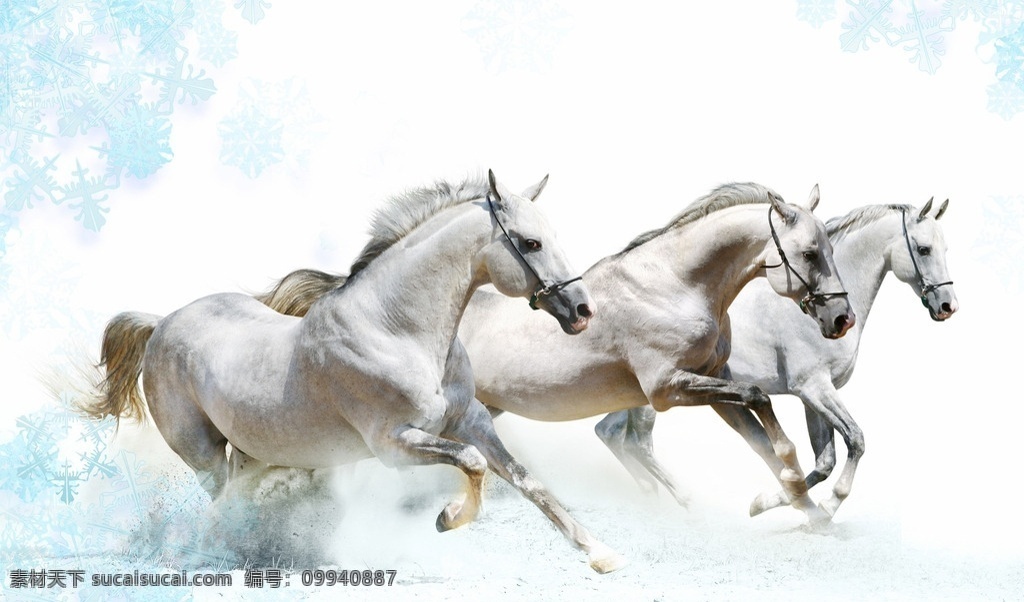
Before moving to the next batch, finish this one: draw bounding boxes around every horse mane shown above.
[825,204,911,242]
[348,175,491,278]
[618,182,784,254]
[254,268,348,317]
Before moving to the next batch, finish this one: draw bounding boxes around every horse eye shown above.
[524,239,542,251]
[802,250,818,262]
[917,245,931,256]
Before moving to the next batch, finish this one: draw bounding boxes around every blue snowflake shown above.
[217,78,327,178]
[994,23,1024,88]
[235,0,272,25]
[218,105,284,178]
[0,404,118,505]
[827,1,1024,116]
[4,154,60,211]
[986,79,1024,118]
[58,159,112,231]
[840,0,955,73]
[97,103,174,180]
[797,0,839,28]
[462,0,573,73]
[198,23,238,68]
[0,0,265,231]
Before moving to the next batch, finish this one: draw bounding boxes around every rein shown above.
[899,207,953,308]
[764,206,849,315]
[487,194,583,310]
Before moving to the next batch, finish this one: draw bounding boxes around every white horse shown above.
[597,199,957,520]
[82,171,628,574]
[256,183,855,523]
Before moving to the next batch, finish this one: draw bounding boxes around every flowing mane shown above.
[825,204,911,243]
[348,175,492,277]
[619,182,784,254]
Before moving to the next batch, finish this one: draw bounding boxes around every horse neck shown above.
[829,214,900,330]
[626,205,772,319]
[325,203,489,353]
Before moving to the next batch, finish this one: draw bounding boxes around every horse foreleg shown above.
[648,370,827,524]
[376,427,487,532]
[749,383,864,522]
[798,384,864,520]
[746,406,834,516]
[446,402,627,574]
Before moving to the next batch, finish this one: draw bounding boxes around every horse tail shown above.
[254,268,348,317]
[81,312,161,424]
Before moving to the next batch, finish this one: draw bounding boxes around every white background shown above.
[2,1,1022,598]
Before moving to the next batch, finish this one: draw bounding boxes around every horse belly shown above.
[477,362,648,422]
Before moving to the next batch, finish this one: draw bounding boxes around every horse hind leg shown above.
[371,426,487,532]
[594,411,661,494]
[145,384,231,500]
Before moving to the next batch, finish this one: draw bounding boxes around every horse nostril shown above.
[834,314,849,330]
[577,303,593,318]
[941,302,952,314]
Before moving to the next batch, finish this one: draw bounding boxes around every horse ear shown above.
[934,198,949,220]
[770,192,797,223]
[804,184,820,213]
[487,169,504,206]
[917,197,934,221]
[521,174,549,202]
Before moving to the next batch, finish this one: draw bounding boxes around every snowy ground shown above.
[5,394,1019,602]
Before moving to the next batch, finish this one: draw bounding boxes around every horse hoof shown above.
[435,500,464,533]
[815,497,840,524]
[749,493,770,517]
[588,544,628,574]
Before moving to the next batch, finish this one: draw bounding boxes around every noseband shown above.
[899,207,953,308]
[764,206,848,315]
[487,195,583,310]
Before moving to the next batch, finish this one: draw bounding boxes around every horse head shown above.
[480,170,594,334]
[763,185,855,339]
[889,198,957,321]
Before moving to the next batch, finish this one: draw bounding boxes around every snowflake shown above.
[198,23,238,68]
[986,79,1024,118]
[797,0,839,28]
[217,78,327,178]
[218,105,284,178]
[58,159,112,230]
[0,404,119,505]
[235,0,272,25]
[942,0,999,22]
[4,154,60,211]
[463,0,573,73]
[0,0,270,232]
[97,103,174,180]
[994,22,1024,88]
[974,196,1024,291]
[0,229,82,338]
[840,0,955,73]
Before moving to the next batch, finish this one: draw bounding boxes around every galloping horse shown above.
[595,199,957,520]
[256,183,855,523]
[82,171,627,573]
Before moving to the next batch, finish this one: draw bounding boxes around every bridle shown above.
[764,206,848,315]
[899,207,953,309]
[487,194,583,310]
